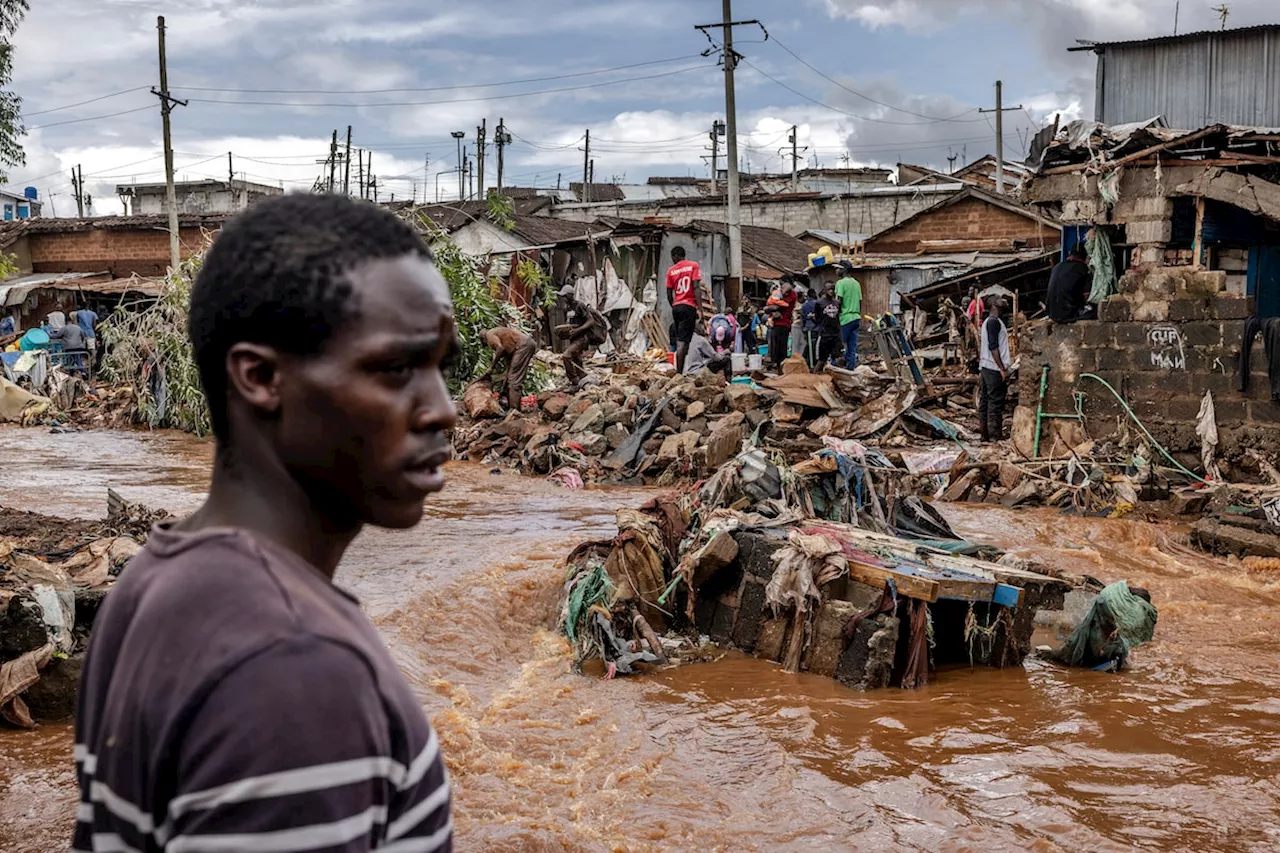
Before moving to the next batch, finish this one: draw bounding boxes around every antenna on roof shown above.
[1211,3,1229,29]
[1173,1,1180,34]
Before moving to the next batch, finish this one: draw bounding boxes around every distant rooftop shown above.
[1069,23,1280,52]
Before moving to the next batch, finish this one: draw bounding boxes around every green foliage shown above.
[485,192,515,230]
[0,249,18,279]
[100,252,212,437]
[0,1,26,178]
[517,258,556,309]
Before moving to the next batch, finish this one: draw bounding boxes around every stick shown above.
[630,608,669,665]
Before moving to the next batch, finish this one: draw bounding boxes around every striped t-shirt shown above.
[72,524,452,852]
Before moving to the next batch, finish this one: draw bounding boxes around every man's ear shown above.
[225,342,282,417]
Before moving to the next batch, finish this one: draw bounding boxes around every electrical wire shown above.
[26,104,154,131]
[741,59,987,127]
[23,86,152,118]
[769,35,980,124]
[174,55,705,95]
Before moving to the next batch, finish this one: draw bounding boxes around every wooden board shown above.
[846,559,940,602]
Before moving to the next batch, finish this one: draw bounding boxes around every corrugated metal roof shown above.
[1071,23,1280,52]
[802,229,871,245]
[684,219,811,275]
[0,271,162,308]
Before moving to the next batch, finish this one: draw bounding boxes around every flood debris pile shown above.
[558,446,1081,689]
[453,355,994,487]
[0,491,168,728]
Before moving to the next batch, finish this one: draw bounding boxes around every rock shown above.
[942,469,984,503]
[685,417,709,436]
[705,422,745,470]
[1011,405,1037,458]
[808,416,834,437]
[686,400,707,420]
[781,355,810,375]
[657,430,701,463]
[708,393,730,414]
[772,402,801,424]
[463,382,503,420]
[569,403,606,434]
[1001,480,1041,507]
[541,393,574,420]
[745,408,769,430]
[623,394,639,411]
[494,414,536,442]
[604,424,631,450]
[712,411,746,431]
[22,654,83,723]
[1192,518,1280,558]
[660,406,683,431]
[998,462,1025,490]
[0,595,49,659]
[605,407,634,428]
[567,432,608,456]
[642,436,665,457]
[524,427,560,474]
[566,397,595,418]
[689,531,740,589]
[725,384,761,413]
[803,600,861,678]
[695,370,726,388]
[1170,488,1210,516]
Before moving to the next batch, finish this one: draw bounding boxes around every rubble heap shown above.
[557,444,1083,689]
[453,356,984,486]
[0,491,169,729]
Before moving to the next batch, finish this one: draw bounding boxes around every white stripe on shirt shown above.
[385,778,450,841]
[90,781,156,834]
[380,817,454,853]
[164,805,388,853]
[89,833,143,853]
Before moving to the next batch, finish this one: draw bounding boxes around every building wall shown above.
[131,186,279,215]
[28,227,212,277]
[865,198,1057,253]
[548,189,956,237]
[1020,266,1277,458]
[1096,28,1280,128]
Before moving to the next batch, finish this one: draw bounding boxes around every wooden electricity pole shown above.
[342,125,352,195]
[153,15,187,271]
[581,129,591,203]
[496,118,510,193]
[476,119,486,198]
[328,130,338,193]
[71,165,84,217]
[979,81,1022,195]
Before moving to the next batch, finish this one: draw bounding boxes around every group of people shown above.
[2,306,99,375]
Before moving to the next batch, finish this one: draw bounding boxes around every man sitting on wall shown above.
[1047,242,1096,324]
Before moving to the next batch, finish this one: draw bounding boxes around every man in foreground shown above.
[479,325,537,410]
[835,261,862,369]
[665,245,702,373]
[1047,242,1095,324]
[73,194,455,852]
[979,296,1012,442]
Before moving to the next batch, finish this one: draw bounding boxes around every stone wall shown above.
[28,227,211,277]
[1020,265,1279,458]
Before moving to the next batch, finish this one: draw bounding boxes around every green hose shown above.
[1076,373,1210,485]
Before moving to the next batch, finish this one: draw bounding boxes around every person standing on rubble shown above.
[556,284,609,388]
[1047,242,1096,324]
[835,261,862,369]
[979,296,1012,442]
[765,278,798,369]
[479,326,537,410]
[71,195,454,852]
[815,283,843,370]
[665,245,703,374]
[800,286,821,366]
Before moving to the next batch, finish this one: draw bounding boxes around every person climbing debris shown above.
[979,296,1011,442]
[556,284,609,388]
[684,317,734,380]
[479,326,537,410]
[71,195,454,853]
[1049,581,1157,671]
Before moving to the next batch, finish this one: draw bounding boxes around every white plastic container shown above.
[731,353,748,373]
[748,353,763,371]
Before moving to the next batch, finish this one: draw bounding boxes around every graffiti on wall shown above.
[1148,325,1187,371]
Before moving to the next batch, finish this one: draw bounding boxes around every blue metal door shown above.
[1249,246,1280,318]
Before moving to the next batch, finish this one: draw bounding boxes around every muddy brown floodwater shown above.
[3,424,1280,851]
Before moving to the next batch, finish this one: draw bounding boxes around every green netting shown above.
[1056,581,1157,670]
[563,562,615,647]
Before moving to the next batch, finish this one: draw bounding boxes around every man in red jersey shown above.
[665,245,703,373]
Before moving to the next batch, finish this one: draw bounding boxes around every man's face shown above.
[276,254,459,530]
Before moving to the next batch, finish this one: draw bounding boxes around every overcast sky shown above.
[6,0,1276,215]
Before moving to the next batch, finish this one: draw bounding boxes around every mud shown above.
[3,424,1280,851]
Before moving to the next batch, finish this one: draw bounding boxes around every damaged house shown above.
[1021,120,1280,458]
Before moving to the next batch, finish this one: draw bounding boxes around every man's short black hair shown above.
[189,193,433,442]
[1070,241,1088,258]
[671,246,686,260]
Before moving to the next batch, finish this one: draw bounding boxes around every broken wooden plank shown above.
[845,559,940,602]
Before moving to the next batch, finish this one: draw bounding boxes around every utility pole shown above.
[476,119,486,198]
[342,125,352,195]
[451,130,465,200]
[709,120,724,194]
[581,129,590,203]
[495,118,511,194]
[71,165,84,217]
[979,81,1022,195]
[227,152,234,184]
[327,130,338,193]
[784,125,807,193]
[153,15,187,272]
[423,154,429,203]
[695,2,761,308]
[357,150,365,199]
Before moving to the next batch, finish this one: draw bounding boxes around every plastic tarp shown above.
[1086,229,1117,305]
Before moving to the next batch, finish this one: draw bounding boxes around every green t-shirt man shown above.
[836,275,862,326]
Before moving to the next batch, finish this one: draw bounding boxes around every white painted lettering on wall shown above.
[1147,324,1187,371]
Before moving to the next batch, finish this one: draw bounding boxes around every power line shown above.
[177,64,709,108]
[26,104,154,131]
[741,59,986,126]
[23,86,152,118]
[173,55,705,95]
[768,35,980,124]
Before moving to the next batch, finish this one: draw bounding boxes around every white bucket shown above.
[747,353,763,371]
[731,353,748,374]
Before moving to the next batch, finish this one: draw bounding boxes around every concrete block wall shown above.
[29,227,210,277]
[1020,265,1278,459]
